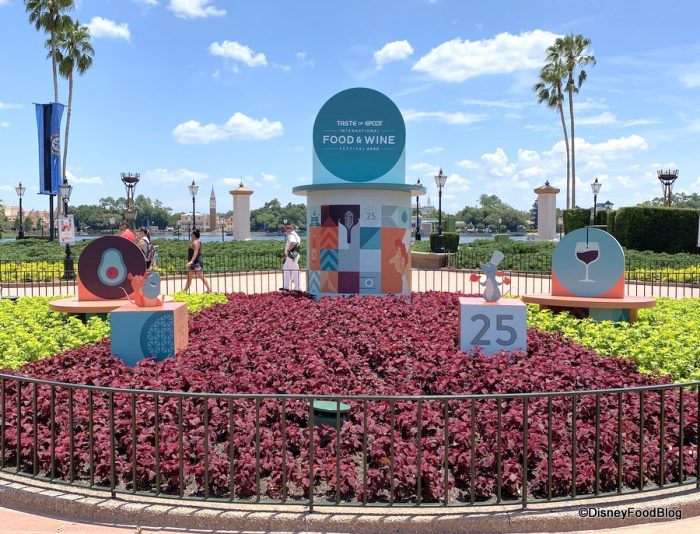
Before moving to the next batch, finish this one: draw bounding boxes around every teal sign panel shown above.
[552,227,625,298]
[312,88,406,184]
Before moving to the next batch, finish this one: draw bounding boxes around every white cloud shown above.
[0,0,9,6]
[0,121,10,128]
[133,0,159,6]
[461,98,524,109]
[144,168,208,184]
[261,172,277,183]
[678,65,700,88]
[456,159,478,169]
[209,41,267,67]
[86,17,130,41]
[402,109,486,125]
[374,40,414,67]
[554,135,649,161]
[66,170,103,185]
[412,29,559,82]
[577,112,617,126]
[168,0,225,19]
[172,112,283,144]
[423,146,444,154]
[0,102,21,110]
[408,162,441,175]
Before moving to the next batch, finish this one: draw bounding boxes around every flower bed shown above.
[1,292,697,504]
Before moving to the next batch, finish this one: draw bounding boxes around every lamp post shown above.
[15,182,26,239]
[434,168,447,253]
[59,180,74,279]
[109,216,115,235]
[590,177,602,225]
[220,216,225,242]
[189,179,199,231]
[415,178,422,241]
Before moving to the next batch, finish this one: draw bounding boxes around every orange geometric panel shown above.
[320,271,338,293]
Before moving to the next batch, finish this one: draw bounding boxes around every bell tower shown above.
[209,186,216,231]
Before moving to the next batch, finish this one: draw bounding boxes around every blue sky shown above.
[1,0,699,216]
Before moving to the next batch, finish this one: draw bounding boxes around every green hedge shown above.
[563,209,610,234]
[606,210,616,236]
[429,232,459,253]
[613,207,700,254]
[563,208,591,233]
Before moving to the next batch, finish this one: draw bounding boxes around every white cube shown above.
[459,297,527,356]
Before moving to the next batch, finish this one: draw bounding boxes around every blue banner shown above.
[35,103,65,195]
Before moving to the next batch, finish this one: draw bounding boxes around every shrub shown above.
[429,232,459,252]
[528,298,700,381]
[563,208,591,233]
[606,210,616,235]
[614,207,700,254]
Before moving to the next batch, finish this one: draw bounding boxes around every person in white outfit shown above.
[282,224,301,290]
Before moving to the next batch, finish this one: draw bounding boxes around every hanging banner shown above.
[58,214,76,245]
[35,103,65,195]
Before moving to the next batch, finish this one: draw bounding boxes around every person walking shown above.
[119,222,136,243]
[183,228,211,293]
[137,227,153,269]
[282,224,301,291]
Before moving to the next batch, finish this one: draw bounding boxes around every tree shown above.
[25,0,74,103]
[455,194,529,232]
[534,60,571,208]
[639,192,700,209]
[546,34,596,209]
[54,18,94,183]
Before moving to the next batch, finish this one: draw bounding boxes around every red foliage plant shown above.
[0,292,697,504]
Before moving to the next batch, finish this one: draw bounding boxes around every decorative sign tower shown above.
[534,181,559,240]
[293,87,425,297]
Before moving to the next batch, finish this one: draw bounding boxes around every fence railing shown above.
[1,257,699,298]
[0,373,697,509]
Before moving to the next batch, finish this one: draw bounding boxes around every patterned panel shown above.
[381,205,410,228]
[309,227,322,271]
[338,249,360,271]
[320,271,338,293]
[359,249,381,272]
[318,226,339,250]
[381,227,410,294]
[307,271,321,295]
[360,227,381,249]
[308,206,322,227]
[338,272,360,294]
[359,272,381,295]
[320,249,339,271]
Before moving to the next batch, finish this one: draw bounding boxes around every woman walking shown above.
[183,229,212,293]
[137,227,153,269]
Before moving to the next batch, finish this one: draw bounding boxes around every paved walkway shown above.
[2,504,699,533]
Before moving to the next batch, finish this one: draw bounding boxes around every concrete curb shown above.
[1,473,699,533]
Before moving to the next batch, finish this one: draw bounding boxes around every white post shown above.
[534,181,560,240]
[230,183,253,240]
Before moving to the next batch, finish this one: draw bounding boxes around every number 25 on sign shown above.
[458,297,527,356]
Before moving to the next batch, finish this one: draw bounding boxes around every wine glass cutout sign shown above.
[575,240,600,282]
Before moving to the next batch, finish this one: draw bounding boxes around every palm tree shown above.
[534,60,571,208]
[53,19,94,182]
[25,0,75,103]
[547,34,596,208]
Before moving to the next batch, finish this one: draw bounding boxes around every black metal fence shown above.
[1,257,699,298]
[0,374,698,509]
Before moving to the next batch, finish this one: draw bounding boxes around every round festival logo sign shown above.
[78,236,147,299]
[313,88,406,183]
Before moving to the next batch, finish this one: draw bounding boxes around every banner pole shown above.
[49,195,55,242]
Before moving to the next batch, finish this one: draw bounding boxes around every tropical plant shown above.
[24,0,74,103]
[546,34,596,208]
[534,60,571,208]
[53,18,94,183]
